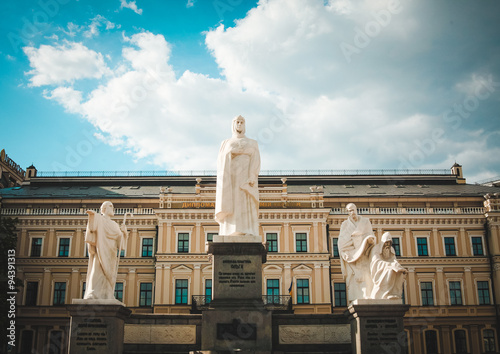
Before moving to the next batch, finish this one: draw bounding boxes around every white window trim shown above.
[203,225,219,243]
[418,278,436,306]
[28,234,45,257]
[415,235,431,257]
[469,234,486,256]
[47,329,65,353]
[445,277,465,306]
[293,275,312,305]
[175,231,191,253]
[452,327,470,354]
[139,236,155,257]
[114,281,125,302]
[481,327,498,353]
[263,275,283,295]
[23,279,40,306]
[50,279,68,306]
[172,276,191,305]
[441,234,458,257]
[332,237,339,258]
[474,278,492,305]
[56,235,72,257]
[423,328,440,354]
[265,231,280,253]
[332,280,347,307]
[391,236,403,257]
[137,280,155,307]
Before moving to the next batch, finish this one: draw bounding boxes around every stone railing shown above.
[191,295,292,313]
[1,207,156,216]
[330,207,484,215]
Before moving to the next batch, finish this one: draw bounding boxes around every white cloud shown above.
[24,42,110,86]
[186,0,195,8]
[84,15,118,38]
[120,0,143,15]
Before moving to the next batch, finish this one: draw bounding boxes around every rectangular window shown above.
[449,281,462,305]
[266,233,278,252]
[421,282,434,306]
[477,281,491,305]
[205,279,212,304]
[30,238,42,257]
[25,281,38,306]
[175,279,188,304]
[392,237,401,257]
[332,238,339,257]
[417,237,428,256]
[483,329,496,352]
[444,237,456,256]
[139,283,152,307]
[454,329,467,353]
[53,282,66,306]
[266,279,280,304]
[472,237,484,256]
[58,238,70,257]
[296,279,310,304]
[334,283,347,307]
[141,238,153,257]
[177,233,189,253]
[115,283,123,302]
[207,233,217,242]
[296,233,307,252]
[82,282,86,299]
[48,330,63,354]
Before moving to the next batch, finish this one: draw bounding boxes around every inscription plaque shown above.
[216,319,257,341]
[75,318,109,351]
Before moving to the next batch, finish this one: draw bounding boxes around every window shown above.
[296,233,307,252]
[82,282,86,298]
[334,283,347,307]
[53,282,66,306]
[175,279,188,304]
[444,237,456,256]
[296,279,310,304]
[30,238,42,257]
[425,330,438,354]
[119,249,125,257]
[115,283,123,302]
[472,237,484,256]
[421,282,434,306]
[332,238,339,257]
[417,237,428,256]
[139,283,152,307]
[20,330,34,354]
[141,238,153,257]
[449,281,462,305]
[477,281,491,305]
[58,238,70,257]
[392,237,401,257]
[25,281,38,306]
[48,330,63,354]
[454,329,467,354]
[205,279,212,304]
[402,286,405,304]
[178,233,189,253]
[266,233,278,252]
[207,233,217,242]
[266,279,280,304]
[483,329,496,352]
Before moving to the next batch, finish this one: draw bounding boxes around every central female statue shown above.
[215,115,261,236]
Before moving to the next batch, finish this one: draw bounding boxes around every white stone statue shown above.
[369,232,407,300]
[338,203,376,302]
[215,115,260,236]
[84,201,128,300]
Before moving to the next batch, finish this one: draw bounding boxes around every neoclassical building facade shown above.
[1,164,499,353]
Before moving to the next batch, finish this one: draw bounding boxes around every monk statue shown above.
[215,115,261,236]
[84,201,128,300]
[338,203,376,302]
[369,232,407,300]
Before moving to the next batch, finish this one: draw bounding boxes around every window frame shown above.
[114,282,124,302]
[141,237,154,257]
[477,280,491,305]
[295,233,308,253]
[177,232,190,253]
[416,237,429,257]
[57,236,71,257]
[448,280,463,306]
[332,237,339,258]
[391,236,401,257]
[453,328,469,354]
[420,281,434,306]
[266,233,279,253]
[482,328,497,353]
[204,278,212,303]
[175,279,189,305]
[24,280,39,306]
[334,282,347,307]
[470,236,485,256]
[296,278,310,304]
[424,329,439,354]
[139,282,153,307]
[52,281,67,306]
[29,236,44,257]
[443,236,457,256]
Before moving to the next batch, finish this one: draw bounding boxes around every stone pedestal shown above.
[67,303,131,354]
[201,241,272,353]
[345,299,409,354]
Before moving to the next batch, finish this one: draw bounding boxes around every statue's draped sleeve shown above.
[215,139,233,223]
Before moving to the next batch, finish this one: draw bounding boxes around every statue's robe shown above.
[370,243,406,299]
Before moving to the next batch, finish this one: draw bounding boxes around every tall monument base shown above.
[201,241,271,353]
[345,299,409,354]
[67,303,131,354]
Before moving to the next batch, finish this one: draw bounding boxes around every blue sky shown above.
[1,0,499,183]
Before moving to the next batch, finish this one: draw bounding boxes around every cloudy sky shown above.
[1,0,499,182]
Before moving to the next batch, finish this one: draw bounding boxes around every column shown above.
[407,267,417,305]
[283,223,290,253]
[314,263,322,303]
[459,227,469,256]
[20,229,27,256]
[163,265,171,304]
[154,264,163,305]
[494,263,500,305]
[436,267,446,305]
[464,267,474,305]
[41,268,51,305]
[470,325,481,354]
[47,228,55,257]
[194,222,201,253]
[129,229,138,256]
[488,224,500,255]
[440,325,451,354]
[404,228,412,257]
[70,268,79,302]
[284,264,292,298]
[432,228,439,256]
[126,268,136,306]
[193,264,201,296]
[166,222,173,253]
[157,222,164,253]
[74,229,83,257]
[322,263,330,305]
[411,327,422,354]
[313,222,319,253]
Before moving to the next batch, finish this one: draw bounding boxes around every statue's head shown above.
[100,201,114,217]
[381,231,392,245]
[232,115,246,136]
[346,203,358,221]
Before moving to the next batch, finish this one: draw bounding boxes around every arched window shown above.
[20,330,34,354]
[454,329,467,353]
[48,330,63,354]
[483,329,496,353]
[425,330,438,354]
